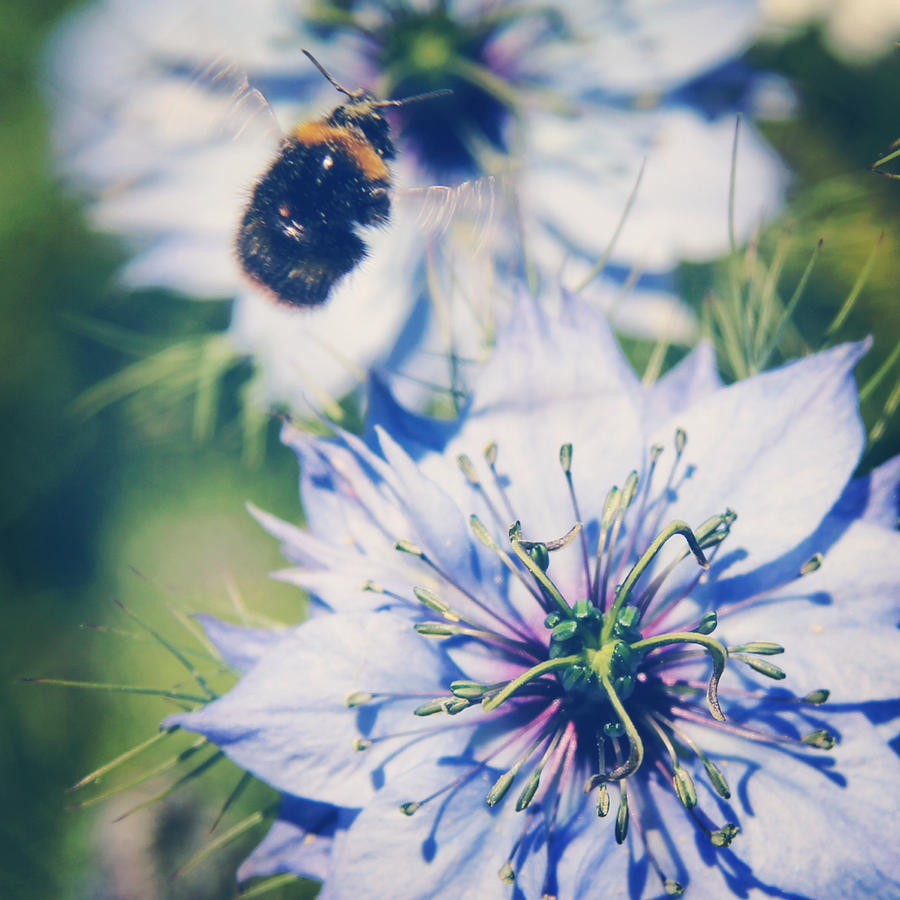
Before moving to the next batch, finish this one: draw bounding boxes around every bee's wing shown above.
[400,174,513,253]
[190,55,284,146]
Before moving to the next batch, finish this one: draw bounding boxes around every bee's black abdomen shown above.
[235,129,392,307]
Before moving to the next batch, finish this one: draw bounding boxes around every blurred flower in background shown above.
[167,295,900,897]
[763,0,900,63]
[46,0,788,419]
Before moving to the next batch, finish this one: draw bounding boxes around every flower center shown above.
[351,432,837,895]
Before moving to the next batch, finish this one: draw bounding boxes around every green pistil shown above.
[630,632,727,721]
[602,520,710,640]
[599,674,644,781]
[482,655,581,713]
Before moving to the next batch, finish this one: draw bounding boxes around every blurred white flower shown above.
[46,0,787,416]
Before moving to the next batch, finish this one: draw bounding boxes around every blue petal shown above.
[165,612,464,807]
[644,340,721,425]
[648,340,869,586]
[237,796,355,883]
[194,614,285,674]
[365,371,458,458]
[328,760,526,900]
[685,711,900,898]
[833,453,900,528]
[718,519,900,702]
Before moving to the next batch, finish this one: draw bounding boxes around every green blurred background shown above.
[1,2,899,898]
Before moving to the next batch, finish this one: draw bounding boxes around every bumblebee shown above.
[235,52,450,307]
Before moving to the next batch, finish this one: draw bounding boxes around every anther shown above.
[498,862,515,884]
[730,653,786,680]
[596,783,610,817]
[399,801,420,816]
[801,553,823,575]
[394,539,425,558]
[457,453,479,485]
[413,586,459,621]
[345,691,373,707]
[802,729,837,750]
[710,824,739,847]
[804,689,830,705]
[615,786,630,844]
[730,642,784,655]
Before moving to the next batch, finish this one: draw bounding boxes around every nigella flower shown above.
[169,295,899,897]
[46,0,787,414]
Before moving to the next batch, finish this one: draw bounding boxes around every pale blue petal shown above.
[194,614,285,673]
[718,520,900,702]
[237,796,355,883]
[329,761,525,900]
[648,341,869,586]
[166,612,464,808]
[644,341,722,425]
[681,711,900,898]
[833,453,900,528]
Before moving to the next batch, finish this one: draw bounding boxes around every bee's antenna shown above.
[375,89,454,109]
[301,49,354,99]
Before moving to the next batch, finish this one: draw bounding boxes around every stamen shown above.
[345,691,373,707]
[484,442,517,523]
[729,653,786,680]
[469,513,545,606]
[398,538,536,642]
[515,727,566,811]
[670,707,837,752]
[413,585,461,621]
[458,453,508,533]
[487,710,562,807]
[644,716,697,809]
[592,485,621,608]
[615,781,630,844]
[600,471,639,608]
[413,621,539,660]
[651,711,731,800]
[509,524,574,619]
[559,443,593,595]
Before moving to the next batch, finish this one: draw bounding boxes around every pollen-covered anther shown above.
[801,552,824,575]
[803,729,837,750]
[345,691,373,707]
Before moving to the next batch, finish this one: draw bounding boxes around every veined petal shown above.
[648,340,869,583]
[719,519,900,702]
[329,761,526,900]
[167,612,464,807]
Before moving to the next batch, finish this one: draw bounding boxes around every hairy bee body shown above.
[236,95,398,307]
